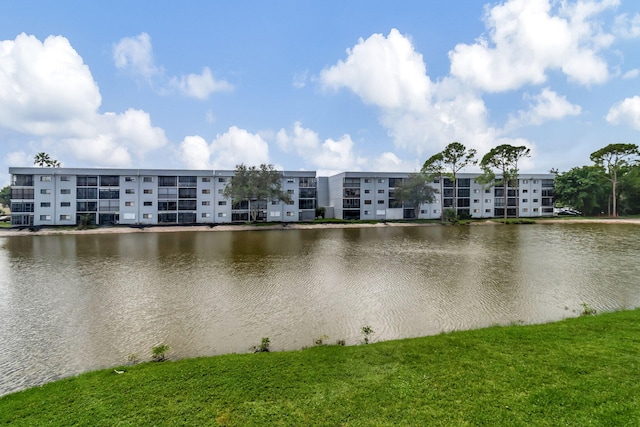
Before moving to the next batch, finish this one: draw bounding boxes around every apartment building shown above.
[8,167,317,227]
[326,172,555,220]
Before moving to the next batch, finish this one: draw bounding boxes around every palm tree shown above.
[34,152,51,167]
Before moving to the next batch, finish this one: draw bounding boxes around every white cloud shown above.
[606,96,640,130]
[507,88,581,129]
[178,127,270,170]
[179,135,212,169]
[292,70,309,89]
[0,33,168,167]
[321,28,431,112]
[168,67,233,99]
[622,69,640,79]
[276,121,320,155]
[0,33,101,135]
[449,0,615,92]
[614,13,640,39]
[114,33,232,99]
[113,32,159,79]
[319,29,513,160]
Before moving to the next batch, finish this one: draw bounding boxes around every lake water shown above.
[1,223,639,396]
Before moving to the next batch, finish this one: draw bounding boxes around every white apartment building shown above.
[8,167,317,227]
[325,172,555,220]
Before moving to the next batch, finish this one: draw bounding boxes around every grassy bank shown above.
[2,309,639,426]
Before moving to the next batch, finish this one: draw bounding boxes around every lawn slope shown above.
[2,309,639,426]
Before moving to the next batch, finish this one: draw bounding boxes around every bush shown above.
[151,344,170,362]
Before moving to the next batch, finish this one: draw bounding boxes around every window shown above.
[533,208,539,212]
[522,199,528,203]
[364,200,372,205]
[60,189,71,194]
[378,189,385,194]
[143,213,153,219]
[218,189,223,194]
[61,202,71,207]
[533,199,539,203]
[125,176,136,182]
[202,201,211,206]
[125,201,135,207]
[218,177,226,183]
[377,179,385,183]
[474,189,479,193]
[533,189,538,193]
[523,180,529,184]
[178,188,197,198]
[473,209,480,213]
[39,215,51,221]
[218,212,227,217]
[158,176,177,187]
[77,176,98,186]
[144,189,153,194]
[485,208,491,213]
[364,178,371,183]
[485,189,491,193]
[202,177,211,182]
[364,189,371,194]
[533,180,538,184]
[271,200,279,205]
[144,201,153,206]
[125,189,135,194]
[270,211,281,217]
[522,189,528,193]
[287,178,295,183]
[40,189,51,195]
[202,189,211,194]
[40,202,51,207]
[473,199,479,203]
[178,176,197,187]
[522,208,529,213]
[286,211,294,217]
[364,210,371,215]
[287,189,295,194]
[40,176,52,182]
[143,176,153,183]
[202,213,211,218]
[59,214,71,220]
[60,176,70,182]
[485,199,491,203]
[377,200,385,204]
[218,201,227,206]
[100,175,119,186]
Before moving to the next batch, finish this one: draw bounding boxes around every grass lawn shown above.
[1,309,639,426]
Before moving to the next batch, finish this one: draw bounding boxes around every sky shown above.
[1,0,640,185]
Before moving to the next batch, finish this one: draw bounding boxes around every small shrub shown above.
[253,337,270,353]
[335,339,346,346]
[580,302,597,316]
[443,209,458,224]
[361,325,374,345]
[314,334,329,346]
[127,353,140,365]
[151,343,170,362]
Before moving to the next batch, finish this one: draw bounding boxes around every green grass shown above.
[2,310,640,426]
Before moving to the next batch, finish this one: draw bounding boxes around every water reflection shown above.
[1,224,640,395]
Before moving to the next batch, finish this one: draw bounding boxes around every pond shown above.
[1,223,639,396]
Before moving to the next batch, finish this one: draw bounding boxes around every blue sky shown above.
[1,0,640,184]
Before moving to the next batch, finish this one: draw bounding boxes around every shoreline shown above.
[1,217,640,237]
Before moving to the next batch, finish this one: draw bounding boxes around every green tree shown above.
[422,142,477,219]
[33,152,51,167]
[479,144,531,219]
[0,185,10,208]
[590,143,639,217]
[393,173,437,219]
[619,164,640,215]
[554,166,609,216]
[222,164,292,222]
[33,152,61,168]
